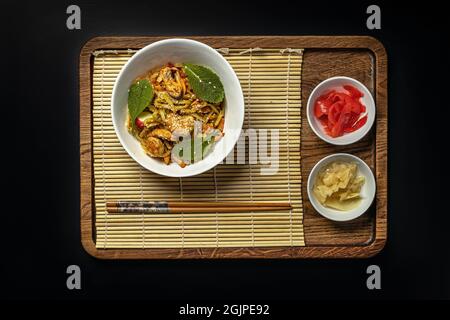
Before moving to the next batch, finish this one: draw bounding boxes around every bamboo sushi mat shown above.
[92,48,304,249]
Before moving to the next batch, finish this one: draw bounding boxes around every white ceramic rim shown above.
[306,76,376,146]
[111,38,244,177]
[307,153,376,222]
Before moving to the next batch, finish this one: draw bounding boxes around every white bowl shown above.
[306,76,376,145]
[111,39,244,177]
[307,153,376,222]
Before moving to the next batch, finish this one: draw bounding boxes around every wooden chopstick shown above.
[106,201,292,214]
[106,201,291,208]
[107,206,291,214]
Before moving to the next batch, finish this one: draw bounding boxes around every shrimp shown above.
[150,128,173,141]
[157,67,183,99]
[142,136,165,157]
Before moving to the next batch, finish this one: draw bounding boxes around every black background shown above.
[2,0,449,302]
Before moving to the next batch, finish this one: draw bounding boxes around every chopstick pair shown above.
[106,201,292,214]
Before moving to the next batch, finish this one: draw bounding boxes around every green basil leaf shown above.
[183,64,225,103]
[128,79,154,125]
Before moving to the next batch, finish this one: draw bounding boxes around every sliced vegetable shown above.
[346,115,368,133]
[135,111,153,129]
[344,85,363,98]
[313,85,367,138]
[314,100,329,118]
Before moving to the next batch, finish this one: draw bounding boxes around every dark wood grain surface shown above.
[79,36,387,259]
[302,49,376,246]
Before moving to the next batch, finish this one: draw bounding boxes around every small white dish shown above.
[306,76,376,145]
[111,38,244,177]
[307,153,376,222]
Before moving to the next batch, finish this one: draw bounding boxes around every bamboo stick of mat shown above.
[106,201,292,214]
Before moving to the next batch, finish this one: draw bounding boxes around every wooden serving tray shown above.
[80,36,387,259]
